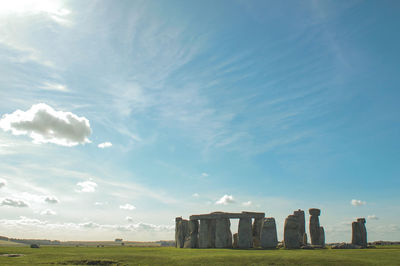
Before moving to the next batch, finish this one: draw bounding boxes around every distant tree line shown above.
[0,235,61,245]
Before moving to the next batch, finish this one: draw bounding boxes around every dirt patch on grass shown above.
[59,259,119,265]
[0,254,24,257]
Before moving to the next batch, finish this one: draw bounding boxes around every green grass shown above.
[0,246,399,265]
[0,240,27,247]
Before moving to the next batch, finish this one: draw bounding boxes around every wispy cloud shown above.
[242,201,252,207]
[44,196,59,204]
[368,215,379,220]
[0,178,6,188]
[76,181,97,193]
[39,82,69,92]
[40,209,56,216]
[119,204,136,211]
[98,142,112,149]
[351,199,366,206]
[1,198,29,208]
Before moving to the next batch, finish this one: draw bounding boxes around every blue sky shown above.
[0,0,399,242]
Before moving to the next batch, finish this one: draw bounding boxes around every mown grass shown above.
[0,245,399,265]
[0,240,27,247]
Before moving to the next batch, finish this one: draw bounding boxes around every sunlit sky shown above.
[0,0,399,242]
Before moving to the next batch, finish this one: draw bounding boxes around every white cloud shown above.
[44,196,59,204]
[351,199,366,206]
[242,201,252,206]
[0,216,174,232]
[126,216,134,222]
[1,198,29,208]
[201,172,209,177]
[40,82,69,92]
[94,201,107,206]
[119,203,136,211]
[0,0,71,26]
[368,215,379,220]
[98,142,112,149]
[40,209,56,216]
[192,193,199,197]
[0,103,92,146]
[215,194,235,205]
[76,181,97,193]
[0,178,6,188]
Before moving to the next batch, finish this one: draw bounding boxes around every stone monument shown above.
[176,211,265,249]
[260,217,278,248]
[309,208,320,245]
[284,214,301,249]
[352,218,367,248]
[293,209,306,246]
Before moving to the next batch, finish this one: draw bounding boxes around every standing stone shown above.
[252,217,263,248]
[176,219,189,248]
[319,226,325,247]
[284,215,301,249]
[352,218,367,248]
[184,220,199,248]
[309,208,321,245]
[175,217,182,248]
[358,218,367,248]
[238,217,253,248]
[293,209,306,246]
[207,219,216,248]
[198,219,209,248]
[351,221,359,246]
[215,218,232,248]
[232,233,238,248]
[260,217,278,249]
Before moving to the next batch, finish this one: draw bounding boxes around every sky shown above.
[0,0,399,242]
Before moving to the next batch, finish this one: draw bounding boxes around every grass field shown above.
[0,240,27,247]
[0,245,399,265]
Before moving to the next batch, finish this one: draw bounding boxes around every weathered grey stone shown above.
[309,208,321,245]
[215,218,232,248]
[190,212,265,220]
[352,218,367,248]
[232,233,238,248]
[238,217,252,248]
[252,217,263,248]
[198,219,209,248]
[207,219,216,248]
[293,210,305,237]
[176,219,189,248]
[331,243,362,249]
[284,215,301,249]
[358,218,367,248]
[198,219,217,248]
[186,220,199,248]
[319,226,325,247]
[175,217,182,248]
[260,217,278,249]
[293,209,305,246]
[177,211,266,249]
[309,208,320,216]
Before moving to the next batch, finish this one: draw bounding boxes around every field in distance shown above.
[0,245,400,265]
